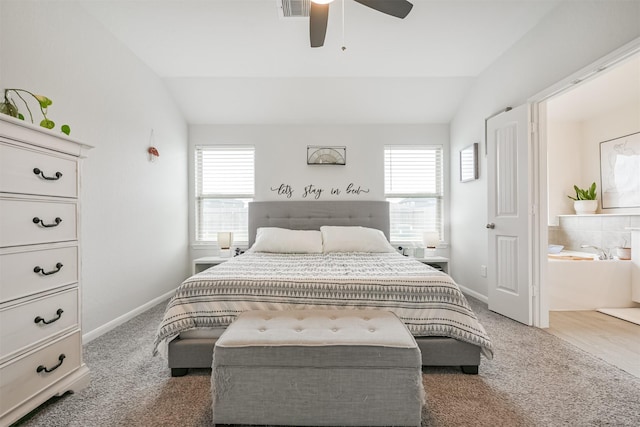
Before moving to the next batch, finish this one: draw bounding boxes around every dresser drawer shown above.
[0,331,81,417]
[0,198,77,247]
[0,142,78,198]
[0,288,79,362]
[0,246,78,303]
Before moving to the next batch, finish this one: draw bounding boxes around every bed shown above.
[155,201,493,376]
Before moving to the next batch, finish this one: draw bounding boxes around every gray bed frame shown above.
[168,201,480,376]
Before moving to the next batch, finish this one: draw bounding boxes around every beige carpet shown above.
[598,307,640,326]
[15,297,640,427]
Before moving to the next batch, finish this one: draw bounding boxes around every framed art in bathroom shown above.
[599,131,640,208]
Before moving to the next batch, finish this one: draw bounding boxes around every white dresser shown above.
[0,115,91,426]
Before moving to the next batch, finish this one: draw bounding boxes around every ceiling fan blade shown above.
[310,2,329,48]
[353,0,413,19]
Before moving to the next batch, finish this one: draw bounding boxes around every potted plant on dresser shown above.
[567,182,598,215]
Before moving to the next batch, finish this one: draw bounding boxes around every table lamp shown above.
[217,232,233,257]
[423,231,439,255]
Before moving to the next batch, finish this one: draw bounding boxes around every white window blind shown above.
[195,146,255,244]
[384,145,443,243]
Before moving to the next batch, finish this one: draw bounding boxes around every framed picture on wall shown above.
[307,146,346,165]
[460,143,479,182]
[600,131,640,208]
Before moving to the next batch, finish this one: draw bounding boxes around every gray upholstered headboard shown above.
[248,201,390,246]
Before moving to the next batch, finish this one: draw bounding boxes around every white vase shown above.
[573,200,598,215]
[616,247,631,260]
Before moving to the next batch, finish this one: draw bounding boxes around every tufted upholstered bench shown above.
[211,309,424,426]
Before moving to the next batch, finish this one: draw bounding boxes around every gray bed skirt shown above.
[168,335,481,376]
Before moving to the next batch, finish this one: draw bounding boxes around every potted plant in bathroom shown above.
[567,182,598,215]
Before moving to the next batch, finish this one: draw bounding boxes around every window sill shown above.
[191,242,249,249]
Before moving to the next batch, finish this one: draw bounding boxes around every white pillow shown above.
[321,226,395,253]
[251,227,323,253]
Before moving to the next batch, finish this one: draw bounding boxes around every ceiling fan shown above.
[310,0,413,48]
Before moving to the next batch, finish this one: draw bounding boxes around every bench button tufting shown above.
[369,328,376,333]
[332,328,338,332]
[259,328,266,332]
[295,328,302,332]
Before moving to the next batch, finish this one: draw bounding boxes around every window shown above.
[195,146,255,244]
[384,145,443,243]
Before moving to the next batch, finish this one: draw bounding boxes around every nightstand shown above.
[192,256,229,275]
[415,256,449,274]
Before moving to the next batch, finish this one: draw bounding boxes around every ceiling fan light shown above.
[311,0,334,4]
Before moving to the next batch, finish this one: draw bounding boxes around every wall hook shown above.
[148,129,159,162]
[148,146,159,160]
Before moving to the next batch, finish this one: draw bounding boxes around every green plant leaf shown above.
[61,124,71,135]
[0,101,19,117]
[34,95,53,109]
[40,118,55,129]
[573,185,581,200]
[571,182,597,200]
[18,113,24,120]
[589,182,597,199]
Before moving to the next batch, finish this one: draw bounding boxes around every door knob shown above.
[486,223,495,229]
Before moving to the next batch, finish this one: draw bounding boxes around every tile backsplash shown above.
[549,214,640,253]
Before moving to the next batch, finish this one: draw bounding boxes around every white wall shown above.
[450,1,640,296]
[0,2,189,337]
[188,124,449,258]
[546,121,583,223]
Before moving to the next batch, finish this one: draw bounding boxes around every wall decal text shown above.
[270,183,294,199]
[270,183,370,200]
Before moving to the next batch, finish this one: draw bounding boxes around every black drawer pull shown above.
[33,168,63,180]
[34,262,63,276]
[33,217,62,228]
[36,354,66,373]
[34,308,64,325]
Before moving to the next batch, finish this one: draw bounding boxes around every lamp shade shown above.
[422,232,440,248]
[217,232,233,249]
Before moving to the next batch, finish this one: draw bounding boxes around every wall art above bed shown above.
[307,145,346,165]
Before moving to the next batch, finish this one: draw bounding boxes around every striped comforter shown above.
[153,252,493,358]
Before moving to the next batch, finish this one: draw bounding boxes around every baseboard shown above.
[458,284,488,304]
[82,290,174,344]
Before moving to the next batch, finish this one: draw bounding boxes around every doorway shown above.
[532,44,640,377]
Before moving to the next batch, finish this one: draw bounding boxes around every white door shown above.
[487,104,532,325]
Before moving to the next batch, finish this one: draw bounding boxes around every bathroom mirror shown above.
[460,143,479,182]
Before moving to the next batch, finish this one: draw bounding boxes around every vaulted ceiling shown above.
[81,0,560,124]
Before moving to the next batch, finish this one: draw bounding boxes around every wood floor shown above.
[546,310,640,378]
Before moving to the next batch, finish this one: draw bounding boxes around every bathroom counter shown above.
[548,254,594,261]
[548,250,596,260]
